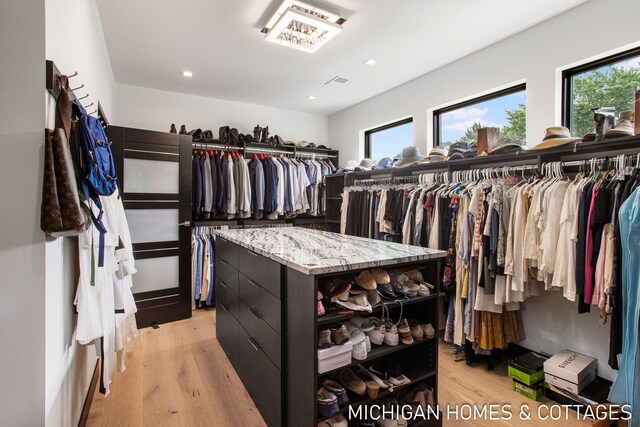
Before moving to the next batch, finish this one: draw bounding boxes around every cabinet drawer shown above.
[238,247,281,298]
[237,325,281,427]
[217,281,238,320]
[216,238,238,268]
[216,300,238,359]
[216,257,238,294]
[238,298,282,370]
[239,273,281,333]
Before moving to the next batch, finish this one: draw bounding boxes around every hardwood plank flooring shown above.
[88,310,591,426]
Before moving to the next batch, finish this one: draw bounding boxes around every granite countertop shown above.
[214,227,446,275]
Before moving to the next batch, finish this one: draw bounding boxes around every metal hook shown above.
[89,109,98,115]
[84,102,94,109]
[68,71,78,78]
[77,93,89,100]
[70,84,85,92]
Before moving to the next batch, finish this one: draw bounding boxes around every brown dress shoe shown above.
[179,124,188,135]
[170,123,177,133]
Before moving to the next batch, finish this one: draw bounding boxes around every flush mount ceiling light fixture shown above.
[182,70,193,77]
[262,0,345,54]
[306,95,316,100]
[363,59,377,66]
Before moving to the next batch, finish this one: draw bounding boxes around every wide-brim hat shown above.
[492,137,524,155]
[358,159,376,170]
[394,146,426,168]
[345,160,358,169]
[373,157,393,169]
[531,127,581,150]
[425,146,448,162]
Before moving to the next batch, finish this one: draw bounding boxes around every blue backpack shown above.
[72,102,118,267]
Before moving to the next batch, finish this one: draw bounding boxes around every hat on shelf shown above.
[447,142,468,160]
[373,157,393,169]
[344,160,358,170]
[491,137,525,155]
[531,127,581,150]
[605,111,635,138]
[394,146,426,168]
[284,140,296,146]
[425,146,448,162]
[357,159,376,171]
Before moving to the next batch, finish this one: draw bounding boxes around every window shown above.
[563,47,640,138]
[364,118,413,160]
[433,84,526,148]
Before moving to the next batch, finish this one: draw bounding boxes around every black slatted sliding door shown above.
[109,126,192,327]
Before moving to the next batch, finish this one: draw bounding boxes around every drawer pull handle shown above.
[248,337,261,352]
[219,281,228,290]
[220,303,229,312]
[248,279,260,289]
[249,307,262,320]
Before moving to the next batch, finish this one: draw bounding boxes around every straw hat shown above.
[531,127,581,150]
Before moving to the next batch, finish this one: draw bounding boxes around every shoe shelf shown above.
[317,293,438,326]
[317,369,437,423]
[319,336,437,377]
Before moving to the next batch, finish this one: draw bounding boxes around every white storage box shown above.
[318,342,352,374]
[544,350,597,384]
[545,370,596,394]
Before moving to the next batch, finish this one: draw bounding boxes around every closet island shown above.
[213,227,446,426]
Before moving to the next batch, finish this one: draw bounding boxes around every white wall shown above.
[0,0,47,425]
[44,0,117,426]
[114,84,329,146]
[329,0,640,381]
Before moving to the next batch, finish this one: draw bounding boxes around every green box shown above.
[512,379,544,401]
[508,352,548,386]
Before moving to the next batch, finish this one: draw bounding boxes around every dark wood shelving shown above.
[318,294,438,326]
[317,369,437,422]
[318,336,437,376]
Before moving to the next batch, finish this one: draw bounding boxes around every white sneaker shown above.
[364,335,371,352]
[352,341,367,361]
[384,324,399,346]
[422,323,435,339]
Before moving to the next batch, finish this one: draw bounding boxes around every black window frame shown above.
[364,117,413,159]
[562,46,640,131]
[432,83,527,146]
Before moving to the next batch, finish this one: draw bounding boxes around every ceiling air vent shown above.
[325,76,349,85]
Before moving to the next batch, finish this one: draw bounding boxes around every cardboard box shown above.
[545,369,596,394]
[513,379,544,401]
[508,352,548,386]
[318,342,352,374]
[544,350,597,385]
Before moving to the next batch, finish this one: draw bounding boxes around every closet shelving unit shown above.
[325,135,640,226]
[191,138,339,228]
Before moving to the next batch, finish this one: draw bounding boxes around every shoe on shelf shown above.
[388,366,411,387]
[368,319,386,346]
[179,124,188,135]
[169,123,177,133]
[416,284,431,297]
[397,275,420,293]
[408,319,424,341]
[422,323,435,339]
[352,341,368,361]
[354,367,381,399]
[384,324,399,347]
[331,324,350,345]
[318,329,332,348]
[377,282,396,300]
[367,289,382,306]
[371,268,391,285]
[345,322,366,344]
[339,368,367,396]
[355,270,377,290]
[317,387,339,418]
[389,273,407,296]
[322,379,349,406]
[371,406,398,427]
[318,414,348,427]
[398,319,414,345]
[413,383,435,408]
[317,291,326,317]
[364,335,371,353]
[357,364,389,389]
[350,317,375,333]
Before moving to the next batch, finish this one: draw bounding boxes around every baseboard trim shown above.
[78,358,100,427]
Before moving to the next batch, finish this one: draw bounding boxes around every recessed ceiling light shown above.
[307,95,316,100]
[182,70,193,78]
[364,59,377,66]
[262,0,344,53]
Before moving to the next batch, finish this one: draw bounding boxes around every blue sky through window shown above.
[440,91,526,144]
[369,121,413,161]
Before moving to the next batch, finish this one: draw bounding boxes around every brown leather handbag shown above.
[40,75,90,236]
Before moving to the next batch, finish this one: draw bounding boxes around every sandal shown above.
[354,368,381,399]
[338,368,367,396]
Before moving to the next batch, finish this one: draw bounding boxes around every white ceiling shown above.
[96,0,589,116]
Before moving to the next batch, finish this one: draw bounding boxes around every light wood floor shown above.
[87,310,591,426]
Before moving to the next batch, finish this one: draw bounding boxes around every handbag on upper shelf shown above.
[40,75,91,236]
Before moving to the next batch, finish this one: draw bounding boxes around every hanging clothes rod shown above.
[192,142,243,151]
[245,146,292,156]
